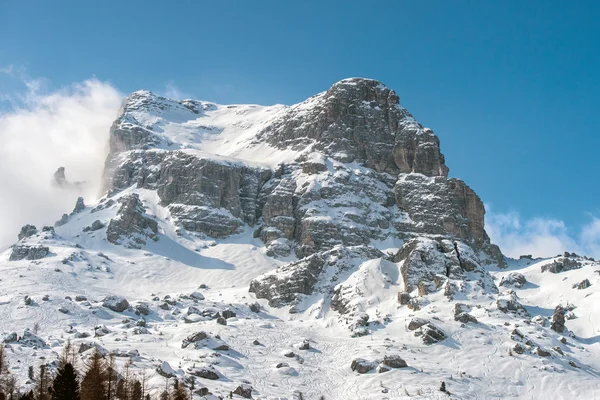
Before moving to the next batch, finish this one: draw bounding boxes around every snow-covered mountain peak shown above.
[2,79,600,399]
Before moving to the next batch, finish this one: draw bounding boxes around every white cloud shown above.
[0,76,122,248]
[485,205,600,259]
[162,82,193,100]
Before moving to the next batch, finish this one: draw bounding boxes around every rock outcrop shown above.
[9,245,49,261]
[259,78,448,177]
[106,194,158,248]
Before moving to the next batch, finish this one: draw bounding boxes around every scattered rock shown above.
[572,279,591,290]
[512,343,525,354]
[351,358,376,374]
[551,305,566,333]
[415,323,447,345]
[102,296,130,312]
[499,272,527,288]
[181,332,208,348]
[397,291,411,305]
[535,347,551,357]
[190,291,205,300]
[233,384,253,399]
[407,317,429,331]
[190,367,219,380]
[382,354,408,368]
[299,339,310,350]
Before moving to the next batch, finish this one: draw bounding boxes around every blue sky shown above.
[1,1,599,256]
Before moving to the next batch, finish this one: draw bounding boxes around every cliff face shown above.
[101,78,504,315]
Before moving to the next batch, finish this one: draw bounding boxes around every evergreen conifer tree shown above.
[50,363,80,400]
[80,350,107,400]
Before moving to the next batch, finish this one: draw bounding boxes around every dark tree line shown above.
[0,344,189,400]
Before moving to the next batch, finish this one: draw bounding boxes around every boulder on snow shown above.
[351,358,377,374]
[407,317,429,331]
[233,384,253,399]
[190,291,205,300]
[499,272,527,288]
[102,296,130,312]
[453,303,477,324]
[189,367,219,380]
[398,291,411,305]
[382,354,408,368]
[572,279,591,290]
[497,291,530,317]
[181,331,208,348]
[415,323,447,345]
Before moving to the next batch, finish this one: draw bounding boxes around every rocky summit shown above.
[1,78,599,399]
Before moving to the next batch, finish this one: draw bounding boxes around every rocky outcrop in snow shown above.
[106,194,158,248]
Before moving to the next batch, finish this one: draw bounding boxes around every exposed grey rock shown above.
[397,291,411,305]
[454,303,478,324]
[394,174,487,246]
[72,197,85,214]
[106,194,158,248]
[55,213,69,227]
[233,384,253,399]
[393,237,496,293]
[382,354,408,368]
[541,256,582,273]
[414,323,447,345]
[407,317,429,331]
[351,358,377,374]
[500,272,527,288]
[84,220,105,232]
[190,367,219,380]
[9,245,49,261]
[181,331,208,348]
[250,245,383,307]
[134,303,150,316]
[573,279,591,290]
[377,364,391,373]
[259,78,448,177]
[102,296,130,312]
[222,309,236,319]
[512,343,525,354]
[18,224,37,240]
[75,295,87,302]
[535,347,551,357]
[497,291,530,317]
[551,305,566,333]
[216,317,227,326]
[299,339,310,350]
